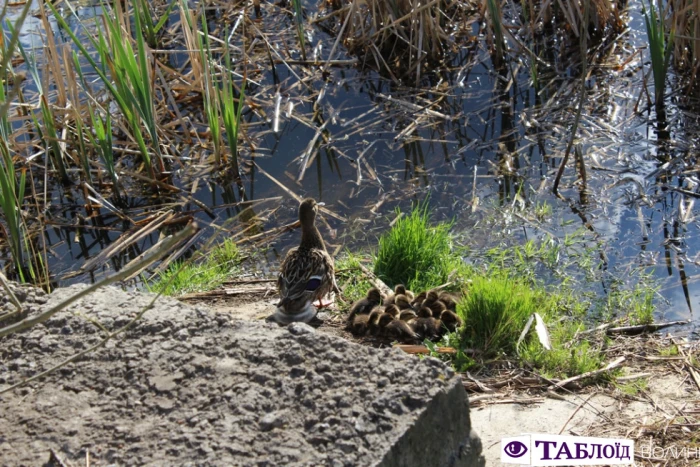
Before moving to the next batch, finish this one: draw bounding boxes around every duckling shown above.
[411,306,441,340]
[394,294,414,310]
[367,308,385,336]
[347,287,383,324]
[422,290,440,307]
[384,318,419,342]
[438,291,459,311]
[350,313,371,335]
[384,304,401,318]
[385,284,409,306]
[398,309,417,322]
[440,309,463,332]
[428,299,447,317]
[376,312,395,330]
[272,198,336,324]
[410,291,427,308]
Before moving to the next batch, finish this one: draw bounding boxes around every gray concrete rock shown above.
[0,284,485,466]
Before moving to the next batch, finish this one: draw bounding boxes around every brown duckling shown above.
[438,291,459,311]
[411,306,442,340]
[367,309,385,336]
[398,309,417,322]
[377,312,395,329]
[385,319,419,342]
[410,291,427,308]
[422,290,440,307]
[384,304,400,318]
[440,309,463,332]
[393,284,415,302]
[394,294,414,310]
[347,287,383,324]
[350,314,370,335]
[385,284,404,306]
[428,299,447,317]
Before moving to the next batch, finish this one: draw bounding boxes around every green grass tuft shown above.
[336,252,374,304]
[150,239,242,296]
[374,200,464,292]
[458,274,544,355]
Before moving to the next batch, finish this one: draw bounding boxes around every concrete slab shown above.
[0,284,485,466]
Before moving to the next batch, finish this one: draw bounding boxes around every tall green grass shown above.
[643,0,674,109]
[374,199,463,292]
[458,274,541,355]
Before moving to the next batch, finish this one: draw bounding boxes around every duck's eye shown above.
[306,278,322,290]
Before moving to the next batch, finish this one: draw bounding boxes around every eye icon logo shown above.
[504,441,528,458]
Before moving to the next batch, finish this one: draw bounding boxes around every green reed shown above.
[0,2,45,283]
[291,0,307,61]
[193,5,224,165]
[218,42,246,179]
[48,1,162,178]
[485,0,505,68]
[643,0,674,109]
[134,0,177,48]
[87,104,120,199]
[10,32,71,184]
[0,146,28,282]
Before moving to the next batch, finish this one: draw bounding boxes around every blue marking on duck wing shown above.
[305,277,322,291]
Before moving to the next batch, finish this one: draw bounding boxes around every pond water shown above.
[2,0,698,334]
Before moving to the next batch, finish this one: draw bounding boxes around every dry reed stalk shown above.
[670,0,700,83]
[323,0,458,80]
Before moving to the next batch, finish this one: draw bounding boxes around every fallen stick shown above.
[179,286,273,300]
[606,320,690,336]
[357,263,392,298]
[394,344,457,355]
[549,356,625,391]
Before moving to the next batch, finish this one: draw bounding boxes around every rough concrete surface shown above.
[0,283,485,466]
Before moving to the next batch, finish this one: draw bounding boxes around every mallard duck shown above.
[347,287,382,325]
[271,198,335,324]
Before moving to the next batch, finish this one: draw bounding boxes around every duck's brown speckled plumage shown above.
[273,198,335,323]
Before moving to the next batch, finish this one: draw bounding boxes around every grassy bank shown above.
[149,239,242,296]
[337,201,658,379]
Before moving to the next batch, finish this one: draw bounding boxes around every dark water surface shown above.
[3,0,699,333]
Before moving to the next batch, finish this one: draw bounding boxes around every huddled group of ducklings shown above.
[346,284,463,343]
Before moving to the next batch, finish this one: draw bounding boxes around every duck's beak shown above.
[317,202,326,207]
